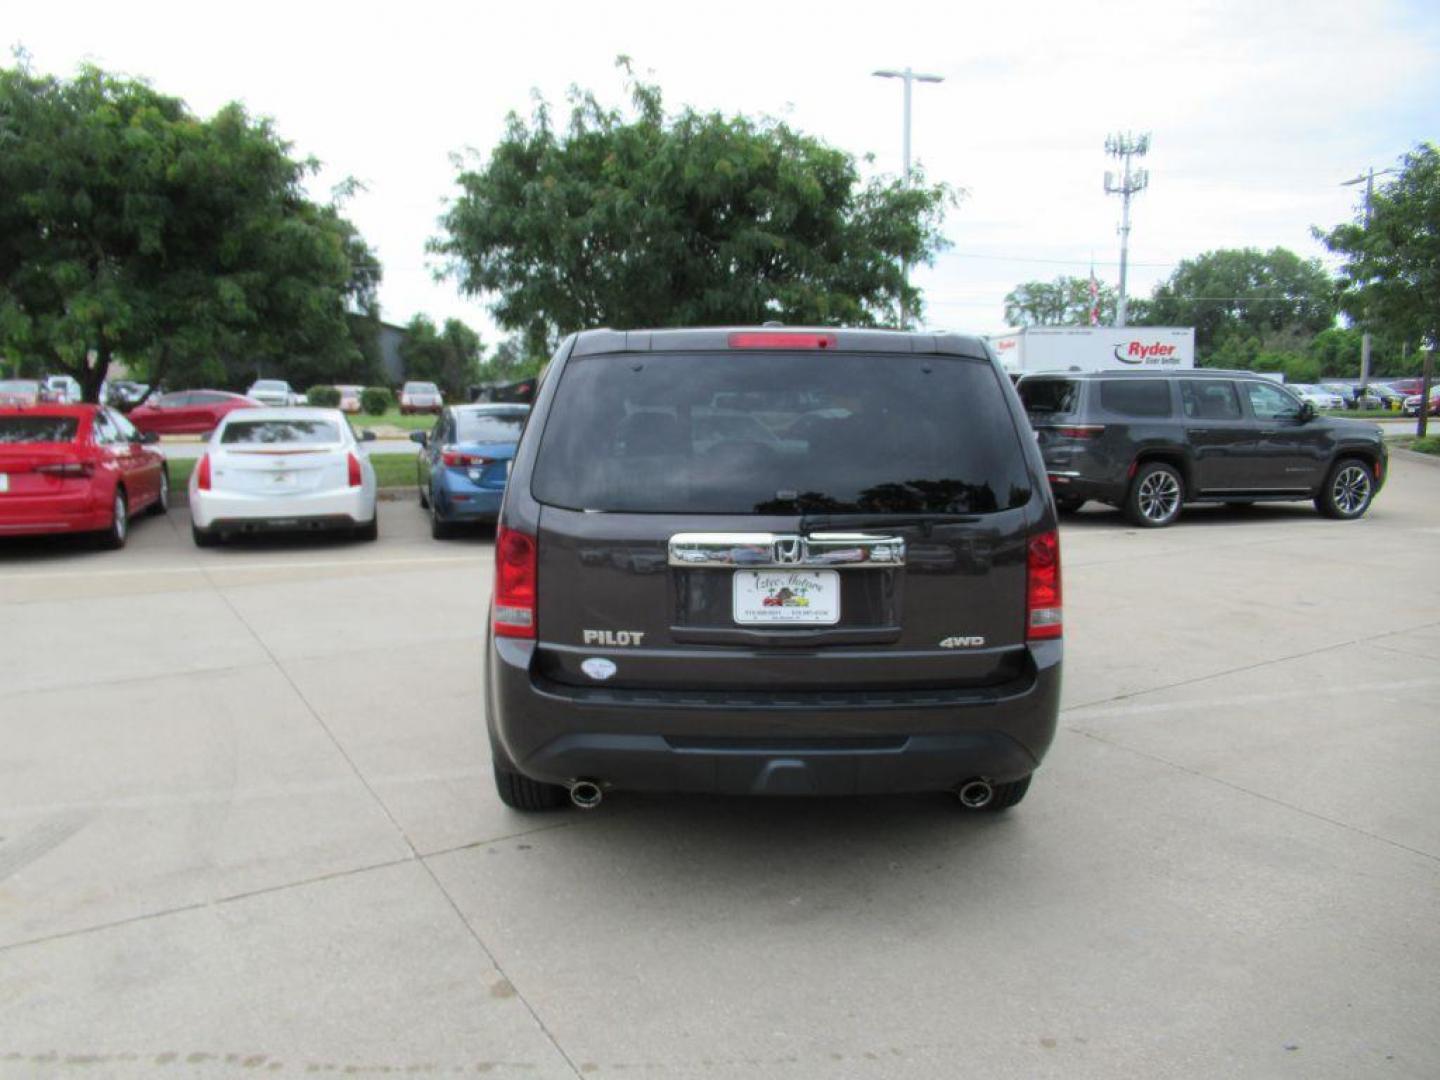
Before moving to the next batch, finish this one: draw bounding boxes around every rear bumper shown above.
[436,473,504,522]
[487,637,1062,795]
[190,487,375,531]
[0,491,110,535]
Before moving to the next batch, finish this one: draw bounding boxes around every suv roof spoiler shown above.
[570,327,992,360]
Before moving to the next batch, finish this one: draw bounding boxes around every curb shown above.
[1390,447,1440,469]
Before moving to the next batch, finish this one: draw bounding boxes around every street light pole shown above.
[873,67,943,330]
[1341,165,1398,389]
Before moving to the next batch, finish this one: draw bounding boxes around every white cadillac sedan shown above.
[188,409,378,546]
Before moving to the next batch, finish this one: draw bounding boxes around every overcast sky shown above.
[11,0,1438,343]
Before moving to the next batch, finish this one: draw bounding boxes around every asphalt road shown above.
[1,458,1438,1078]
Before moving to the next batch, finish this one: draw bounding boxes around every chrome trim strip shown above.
[668,531,906,569]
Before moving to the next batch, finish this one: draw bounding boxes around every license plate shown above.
[733,569,839,625]
[0,474,7,493]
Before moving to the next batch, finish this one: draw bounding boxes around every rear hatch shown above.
[211,417,351,495]
[1016,376,1088,464]
[527,346,1039,694]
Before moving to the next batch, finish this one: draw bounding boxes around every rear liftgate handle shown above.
[667,532,906,569]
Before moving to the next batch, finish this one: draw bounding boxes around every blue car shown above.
[413,404,529,538]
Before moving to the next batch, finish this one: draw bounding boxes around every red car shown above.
[128,390,258,436]
[0,405,169,548]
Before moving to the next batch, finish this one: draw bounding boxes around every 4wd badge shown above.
[939,636,986,649]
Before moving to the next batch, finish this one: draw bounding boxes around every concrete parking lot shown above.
[2,456,1438,1079]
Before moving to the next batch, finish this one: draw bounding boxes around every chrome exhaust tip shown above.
[956,779,994,809]
[569,780,604,810]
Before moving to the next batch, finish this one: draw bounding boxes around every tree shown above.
[0,61,380,399]
[1141,247,1337,356]
[1321,144,1440,358]
[398,315,484,397]
[431,59,957,353]
[1003,275,1117,326]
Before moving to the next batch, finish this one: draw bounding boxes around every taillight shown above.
[35,461,93,478]
[728,332,837,349]
[1055,425,1105,439]
[196,454,212,491]
[442,448,492,468]
[1026,530,1062,640]
[347,452,362,487]
[493,526,537,639]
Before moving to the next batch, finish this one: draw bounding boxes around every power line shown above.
[937,251,1177,269]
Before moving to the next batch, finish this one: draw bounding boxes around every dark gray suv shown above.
[1017,370,1388,527]
[485,328,1062,813]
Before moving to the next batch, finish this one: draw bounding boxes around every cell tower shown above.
[1104,132,1151,328]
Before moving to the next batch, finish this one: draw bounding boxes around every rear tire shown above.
[98,489,129,549]
[1124,462,1183,528]
[493,763,569,811]
[1054,494,1086,514]
[1315,457,1375,520]
[417,475,429,509]
[149,468,170,516]
[429,495,452,540]
[192,523,219,547]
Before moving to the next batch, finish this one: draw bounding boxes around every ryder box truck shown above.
[988,326,1195,376]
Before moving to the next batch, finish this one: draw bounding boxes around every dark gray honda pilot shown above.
[485,328,1061,812]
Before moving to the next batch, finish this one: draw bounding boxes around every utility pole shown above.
[1341,166,1398,389]
[873,66,944,330]
[1104,132,1151,328]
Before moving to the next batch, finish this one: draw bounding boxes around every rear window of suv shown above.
[532,351,1032,515]
[1017,378,1080,416]
[1098,379,1173,417]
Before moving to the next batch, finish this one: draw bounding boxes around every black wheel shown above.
[354,514,379,542]
[429,493,452,539]
[1315,457,1375,520]
[149,467,170,516]
[98,488,129,549]
[191,522,219,547]
[493,763,568,811]
[1054,494,1086,514]
[1124,462,1183,528]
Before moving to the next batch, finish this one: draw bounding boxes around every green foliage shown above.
[1003,276,1117,327]
[1141,247,1337,356]
[398,315,483,397]
[1322,144,1440,353]
[431,59,957,351]
[360,386,393,415]
[0,61,381,399]
[306,385,341,407]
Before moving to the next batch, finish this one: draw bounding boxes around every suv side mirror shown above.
[360,429,377,442]
[410,431,428,447]
[139,430,160,444]
[1298,401,1316,422]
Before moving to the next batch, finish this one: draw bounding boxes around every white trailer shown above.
[988,326,1195,375]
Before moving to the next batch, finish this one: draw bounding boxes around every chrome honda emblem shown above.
[773,536,803,565]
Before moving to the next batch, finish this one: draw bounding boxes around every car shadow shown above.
[1059,501,1327,530]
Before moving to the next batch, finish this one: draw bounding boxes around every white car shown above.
[43,375,84,403]
[1290,384,1344,411]
[246,379,302,407]
[399,381,444,415]
[188,408,378,545]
